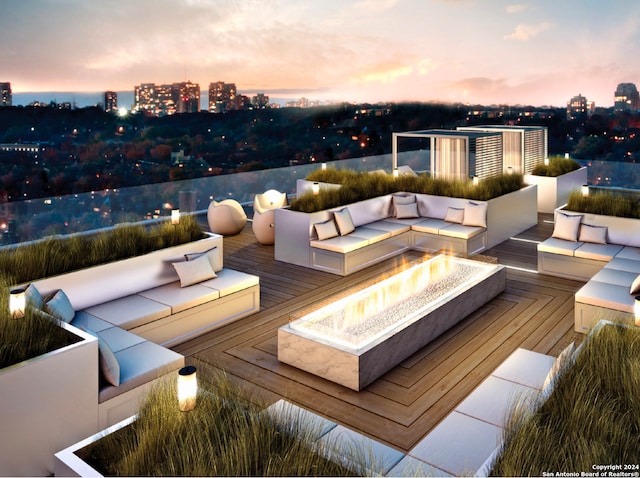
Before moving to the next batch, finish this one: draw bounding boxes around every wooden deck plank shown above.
[179,217,585,453]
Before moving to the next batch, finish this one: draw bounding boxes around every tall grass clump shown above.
[290,169,525,212]
[81,371,366,476]
[490,323,640,476]
[0,277,80,369]
[566,189,640,218]
[531,156,581,177]
[0,215,205,285]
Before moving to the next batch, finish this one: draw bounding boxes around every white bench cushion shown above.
[604,257,640,274]
[590,268,638,288]
[575,280,634,313]
[574,242,623,262]
[201,268,260,297]
[438,223,485,239]
[614,246,640,261]
[412,218,449,234]
[138,282,220,314]
[366,220,412,236]
[72,311,113,332]
[310,235,369,253]
[84,294,172,330]
[350,226,391,244]
[538,237,584,256]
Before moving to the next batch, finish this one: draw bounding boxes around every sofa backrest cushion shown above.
[336,196,392,227]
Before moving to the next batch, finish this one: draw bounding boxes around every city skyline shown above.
[2,0,640,108]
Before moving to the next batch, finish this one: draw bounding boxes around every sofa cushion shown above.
[334,208,356,236]
[350,226,392,244]
[314,219,339,241]
[73,322,124,387]
[391,193,416,217]
[604,257,640,274]
[139,282,220,313]
[438,223,485,240]
[412,218,449,234]
[25,283,45,308]
[462,201,487,228]
[200,268,260,297]
[184,246,223,272]
[537,237,583,257]
[310,235,369,253]
[590,268,639,288]
[395,201,419,219]
[99,341,184,403]
[574,242,623,262]
[71,311,113,332]
[578,224,608,244]
[44,289,75,323]
[614,246,640,261]
[172,252,217,287]
[444,207,464,224]
[575,280,634,313]
[366,220,411,236]
[552,212,582,242]
[84,294,172,330]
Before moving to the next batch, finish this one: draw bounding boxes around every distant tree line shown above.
[1,102,640,201]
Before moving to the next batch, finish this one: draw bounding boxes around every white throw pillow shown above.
[44,289,75,323]
[462,201,487,228]
[631,274,640,295]
[395,201,419,219]
[75,324,121,386]
[333,208,355,236]
[578,223,607,244]
[392,194,416,217]
[552,212,583,242]
[314,219,339,241]
[542,342,575,391]
[444,207,464,224]
[172,253,217,287]
[184,246,222,272]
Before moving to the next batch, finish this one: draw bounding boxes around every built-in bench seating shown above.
[25,234,260,429]
[537,208,640,332]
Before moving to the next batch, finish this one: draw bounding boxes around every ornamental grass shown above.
[566,189,640,219]
[531,156,581,177]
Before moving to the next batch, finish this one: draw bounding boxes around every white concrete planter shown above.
[485,184,538,249]
[525,166,587,214]
[296,178,341,197]
[0,322,99,477]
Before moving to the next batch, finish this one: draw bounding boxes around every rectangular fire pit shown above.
[277,255,506,391]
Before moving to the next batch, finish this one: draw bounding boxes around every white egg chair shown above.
[207,199,247,236]
[252,190,288,245]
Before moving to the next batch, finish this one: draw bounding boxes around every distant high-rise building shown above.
[0,82,11,107]
[133,82,200,116]
[614,83,639,112]
[208,82,236,113]
[251,93,269,109]
[104,91,118,113]
[566,94,595,120]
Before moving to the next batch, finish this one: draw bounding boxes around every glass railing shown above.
[0,154,638,246]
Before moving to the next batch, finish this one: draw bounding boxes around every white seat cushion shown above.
[438,223,485,239]
[575,280,634,313]
[412,218,449,234]
[537,237,584,256]
[366,220,411,236]
[83,294,172,330]
[200,268,260,297]
[604,257,640,274]
[614,246,640,261]
[590,268,639,288]
[310,235,369,253]
[139,282,220,313]
[350,226,391,244]
[574,242,623,262]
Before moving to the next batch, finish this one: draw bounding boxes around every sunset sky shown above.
[2,0,640,108]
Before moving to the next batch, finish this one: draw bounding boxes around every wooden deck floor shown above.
[175,214,585,453]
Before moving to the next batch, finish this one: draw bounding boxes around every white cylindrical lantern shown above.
[171,209,180,225]
[506,166,513,175]
[321,163,327,171]
[472,176,480,187]
[393,168,399,178]
[635,296,640,326]
[581,185,589,198]
[544,157,549,166]
[10,288,26,319]
[178,366,197,412]
[312,182,320,195]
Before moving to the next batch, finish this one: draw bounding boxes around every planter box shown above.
[0,322,99,477]
[524,166,587,214]
[296,179,341,197]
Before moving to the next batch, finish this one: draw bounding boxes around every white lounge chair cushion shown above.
[139,282,220,313]
[573,242,623,262]
[311,235,369,253]
[333,208,356,236]
[552,212,582,241]
[537,237,583,256]
[575,280,634,313]
[462,201,487,228]
[201,268,260,297]
[84,294,171,330]
[438,223,485,239]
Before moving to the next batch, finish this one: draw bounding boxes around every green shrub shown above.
[490,323,640,476]
[531,156,581,177]
[81,371,364,476]
[566,189,640,218]
[291,169,525,212]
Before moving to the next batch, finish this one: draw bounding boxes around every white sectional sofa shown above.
[27,234,260,429]
[537,207,640,332]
